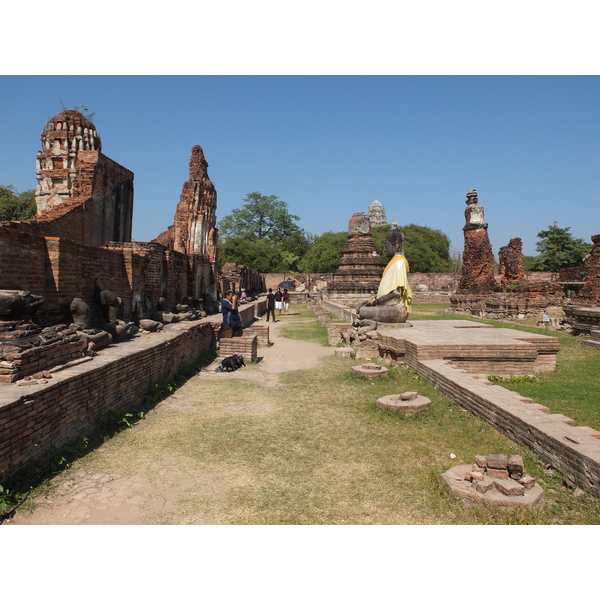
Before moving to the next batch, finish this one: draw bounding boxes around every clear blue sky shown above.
[1,75,598,257]
[3,3,598,589]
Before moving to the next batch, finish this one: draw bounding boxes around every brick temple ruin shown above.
[0,109,268,478]
[563,234,600,347]
[326,212,385,304]
[450,189,585,321]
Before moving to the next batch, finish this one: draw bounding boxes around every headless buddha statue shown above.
[358,224,412,323]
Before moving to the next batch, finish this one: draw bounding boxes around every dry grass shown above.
[82,349,600,525]
[19,303,600,525]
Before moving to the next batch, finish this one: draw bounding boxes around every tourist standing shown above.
[230,293,243,336]
[282,289,290,315]
[221,290,234,338]
[265,288,276,322]
[274,287,283,316]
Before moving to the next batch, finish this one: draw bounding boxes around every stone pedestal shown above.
[376,392,432,414]
[351,363,389,378]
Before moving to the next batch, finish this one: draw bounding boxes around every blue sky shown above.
[2,3,598,589]
[1,75,598,257]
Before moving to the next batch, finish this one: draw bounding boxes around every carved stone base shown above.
[351,363,389,379]
[376,393,432,414]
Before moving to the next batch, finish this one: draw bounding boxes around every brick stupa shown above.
[458,189,496,292]
[328,212,385,304]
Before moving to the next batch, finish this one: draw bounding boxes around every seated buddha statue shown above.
[358,224,412,323]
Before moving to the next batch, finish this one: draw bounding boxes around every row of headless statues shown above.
[1,226,413,351]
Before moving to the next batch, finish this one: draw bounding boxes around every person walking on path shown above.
[274,288,283,316]
[282,289,290,315]
[265,288,276,322]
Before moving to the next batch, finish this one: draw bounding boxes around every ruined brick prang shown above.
[31,110,134,246]
[154,145,220,303]
[154,145,217,259]
[499,237,525,286]
[221,262,266,295]
[329,212,385,299]
[458,190,497,292]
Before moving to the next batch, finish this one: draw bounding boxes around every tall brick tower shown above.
[35,109,134,246]
[459,189,497,292]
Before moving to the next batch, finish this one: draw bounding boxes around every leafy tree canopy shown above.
[0,185,36,221]
[218,192,303,245]
[219,238,290,273]
[372,224,452,273]
[299,231,348,273]
[522,256,538,272]
[529,225,591,272]
[299,224,452,274]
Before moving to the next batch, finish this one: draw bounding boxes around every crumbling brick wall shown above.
[499,237,525,285]
[0,320,214,478]
[575,234,600,304]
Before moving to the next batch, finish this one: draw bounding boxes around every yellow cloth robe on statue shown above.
[376,255,413,314]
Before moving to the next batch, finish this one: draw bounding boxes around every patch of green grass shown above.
[410,304,466,320]
[278,306,330,346]
[279,321,329,346]
[412,304,600,431]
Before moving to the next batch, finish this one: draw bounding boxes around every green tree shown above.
[219,238,289,273]
[522,256,538,272]
[372,224,452,272]
[530,225,591,272]
[299,231,348,273]
[0,186,36,221]
[218,192,302,245]
[276,230,317,272]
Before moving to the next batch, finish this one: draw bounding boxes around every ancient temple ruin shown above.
[563,234,600,346]
[368,199,387,228]
[327,212,385,303]
[0,109,264,380]
[0,108,269,477]
[154,145,217,259]
[458,190,496,292]
[499,237,525,286]
[452,190,566,318]
[153,145,220,310]
[34,110,134,247]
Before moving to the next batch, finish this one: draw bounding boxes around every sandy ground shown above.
[5,314,334,525]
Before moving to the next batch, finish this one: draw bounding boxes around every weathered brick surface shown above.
[329,213,385,300]
[0,320,214,478]
[219,335,258,362]
[221,263,265,296]
[459,190,497,293]
[499,238,525,285]
[417,358,600,497]
[244,323,270,345]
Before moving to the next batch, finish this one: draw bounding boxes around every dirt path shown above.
[5,314,334,525]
